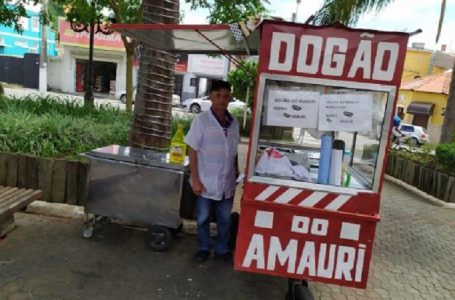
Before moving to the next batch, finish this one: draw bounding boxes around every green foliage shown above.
[0,1,31,33]
[314,0,395,26]
[171,115,194,137]
[53,0,142,28]
[390,143,435,166]
[435,143,455,175]
[0,96,132,158]
[230,108,251,137]
[228,60,258,107]
[186,0,268,24]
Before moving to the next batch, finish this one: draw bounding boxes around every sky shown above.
[180,0,455,52]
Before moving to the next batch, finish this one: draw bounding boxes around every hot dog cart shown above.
[112,20,410,298]
[82,145,195,251]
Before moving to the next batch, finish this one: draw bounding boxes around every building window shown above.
[31,42,39,52]
[32,17,40,32]
[15,40,28,48]
[19,17,29,31]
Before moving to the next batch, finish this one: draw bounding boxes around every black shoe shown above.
[194,251,211,264]
[214,252,233,265]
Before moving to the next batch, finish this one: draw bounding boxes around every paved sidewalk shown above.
[1,180,454,299]
[310,181,455,299]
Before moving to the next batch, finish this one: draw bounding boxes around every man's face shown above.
[210,88,231,112]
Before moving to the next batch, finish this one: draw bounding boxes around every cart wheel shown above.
[285,280,314,300]
[146,226,172,252]
[82,225,94,239]
[229,212,240,251]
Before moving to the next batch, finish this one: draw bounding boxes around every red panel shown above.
[234,199,378,288]
[244,182,381,216]
[258,22,409,86]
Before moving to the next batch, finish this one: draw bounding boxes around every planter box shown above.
[386,154,455,203]
[0,152,89,205]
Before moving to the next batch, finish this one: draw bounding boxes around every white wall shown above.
[48,45,127,94]
[47,56,63,91]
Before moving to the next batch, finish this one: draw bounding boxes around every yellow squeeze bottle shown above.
[169,124,187,164]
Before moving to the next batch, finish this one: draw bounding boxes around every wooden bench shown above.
[0,186,42,237]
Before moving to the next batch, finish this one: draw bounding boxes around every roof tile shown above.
[401,70,452,95]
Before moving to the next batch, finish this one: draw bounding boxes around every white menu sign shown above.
[266,89,319,128]
[319,94,373,132]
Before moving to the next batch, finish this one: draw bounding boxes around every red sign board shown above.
[234,22,409,289]
[259,22,409,86]
[59,19,125,51]
[234,182,380,288]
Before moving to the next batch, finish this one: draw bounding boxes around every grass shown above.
[0,95,132,158]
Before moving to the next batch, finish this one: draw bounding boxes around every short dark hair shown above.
[210,80,231,92]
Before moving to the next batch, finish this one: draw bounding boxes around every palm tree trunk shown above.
[129,0,179,150]
[440,68,455,143]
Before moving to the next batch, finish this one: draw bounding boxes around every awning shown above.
[407,102,435,115]
[110,24,260,55]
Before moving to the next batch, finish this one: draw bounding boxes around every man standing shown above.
[184,80,240,264]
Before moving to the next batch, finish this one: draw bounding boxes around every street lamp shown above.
[292,0,302,22]
[69,1,112,105]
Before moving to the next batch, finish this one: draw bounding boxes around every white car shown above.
[182,96,247,113]
[399,123,429,145]
[116,88,181,106]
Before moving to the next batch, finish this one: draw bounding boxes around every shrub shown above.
[230,108,251,137]
[0,95,132,158]
[435,143,455,175]
[171,115,194,136]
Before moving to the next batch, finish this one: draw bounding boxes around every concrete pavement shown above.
[0,180,454,299]
[3,87,191,117]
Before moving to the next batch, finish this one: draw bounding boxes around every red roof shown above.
[401,70,452,95]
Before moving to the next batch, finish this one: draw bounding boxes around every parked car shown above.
[399,123,429,145]
[182,96,247,113]
[116,88,181,106]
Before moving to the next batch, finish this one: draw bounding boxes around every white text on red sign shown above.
[268,32,400,82]
[242,211,367,283]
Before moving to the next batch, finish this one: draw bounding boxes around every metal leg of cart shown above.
[285,279,314,300]
[82,214,110,238]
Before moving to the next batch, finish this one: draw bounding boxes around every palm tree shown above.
[129,0,179,150]
[435,0,454,143]
[315,0,453,143]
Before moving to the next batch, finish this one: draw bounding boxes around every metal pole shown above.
[39,0,48,93]
[84,1,95,105]
[243,86,250,129]
[292,0,302,22]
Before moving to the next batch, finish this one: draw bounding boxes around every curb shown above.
[24,201,204,235]
[385,175,455,209]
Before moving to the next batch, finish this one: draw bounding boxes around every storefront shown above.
[49,19,229,100]
[48,19,131,95]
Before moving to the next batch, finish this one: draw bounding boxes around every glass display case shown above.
[248,74,396,194]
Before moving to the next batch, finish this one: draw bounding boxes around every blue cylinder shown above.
[318,134,333,184]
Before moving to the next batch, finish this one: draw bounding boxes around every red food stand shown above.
[113,20,410,298]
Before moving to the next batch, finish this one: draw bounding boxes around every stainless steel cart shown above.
[82,145,190,251]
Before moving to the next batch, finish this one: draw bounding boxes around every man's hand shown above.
[191,177,206,196]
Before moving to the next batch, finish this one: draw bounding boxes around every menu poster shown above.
[319,94,373,132]
[265,89,320,128]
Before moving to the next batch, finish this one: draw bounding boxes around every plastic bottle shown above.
[342,151,352,187]
[169,124,187,164]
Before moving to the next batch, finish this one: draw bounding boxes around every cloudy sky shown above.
[180,0,455,51]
